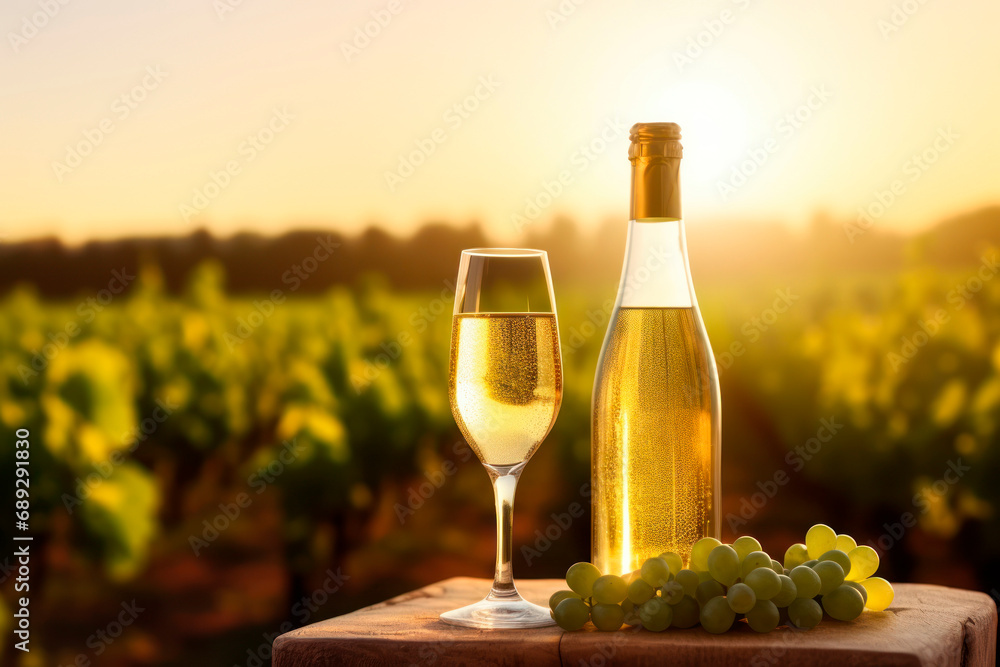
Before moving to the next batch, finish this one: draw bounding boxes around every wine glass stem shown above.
[487,465,522,599]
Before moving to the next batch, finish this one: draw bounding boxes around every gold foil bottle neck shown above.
[628,122,683,160]
[629,122,682,220]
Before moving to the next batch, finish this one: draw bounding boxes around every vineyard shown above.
[1,255,998,665]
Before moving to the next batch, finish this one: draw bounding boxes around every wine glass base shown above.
[440,595,556,629]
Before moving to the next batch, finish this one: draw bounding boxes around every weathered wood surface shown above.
[273,577,997,667]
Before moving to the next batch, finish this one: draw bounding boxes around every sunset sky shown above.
[1,0,997,243]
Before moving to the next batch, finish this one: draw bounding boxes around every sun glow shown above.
[1,0,996,240]
[619,78,754,189]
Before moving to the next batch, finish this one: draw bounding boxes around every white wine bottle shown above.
[592,122,721,574]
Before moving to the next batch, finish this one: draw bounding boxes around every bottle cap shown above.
[629,122,683,160]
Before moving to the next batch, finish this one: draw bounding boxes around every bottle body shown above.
[591,124,721,574]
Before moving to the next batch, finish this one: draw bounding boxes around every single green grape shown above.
[732,535,762,561]
[566,562,602,598]
[845,546,879,582]
[745,599,780,633]
[661,580,685,605]
[845,580,868,605]
[554,597,590,631]
[671,595,701,628]
[744,567,781,600]
[695,579,726,606]
[708,545,741,587]
[788,598,822,629]
[621,598,642,626]
[700,596,736,634]
[789,566,821,599]
[818,550,852,577]
[591,602,626,631]
[628,578,655,605]
[640,557,671,587]
[674,569,701,598]
[726,582,756,614]
[549,589,581,612]
[783,543,809,570]
[771,575,797,608]
[813,560,845,595]
[697,570,713,583]
[805,524,837,559]
[822,584,865,621]
[802,559,818,568]
[836,533,857,553]
[770,559,784,574]
[740,551,772,579]
[658,551,684,576]
[592,574,628,604]
[860,577,894,611]
[639,596,673,632]
[690,537,722,572]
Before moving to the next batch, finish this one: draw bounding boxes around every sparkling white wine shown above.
[449,313,561,466]
[592,307,717,573]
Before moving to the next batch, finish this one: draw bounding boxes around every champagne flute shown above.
[440,248,563,629]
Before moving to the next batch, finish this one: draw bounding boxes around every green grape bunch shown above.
[549,524,895,633]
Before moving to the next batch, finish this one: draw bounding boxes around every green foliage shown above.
[0,258,997,587]
[79,463,159,580]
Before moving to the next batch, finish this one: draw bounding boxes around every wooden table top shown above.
[273,577,998,666]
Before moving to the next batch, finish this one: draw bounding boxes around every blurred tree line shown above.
[2,206,998,297]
